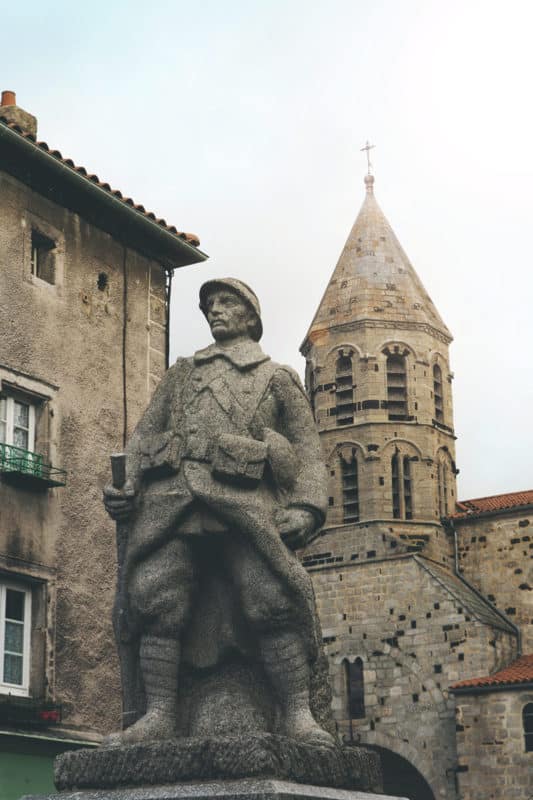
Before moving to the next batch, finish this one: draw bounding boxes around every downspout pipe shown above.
[165,268,173,370]
[444,517,522,656]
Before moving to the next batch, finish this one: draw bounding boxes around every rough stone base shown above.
[23,776,407,800]
[52,735,382,793]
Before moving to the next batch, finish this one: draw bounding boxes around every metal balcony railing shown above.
[0,443,67,487]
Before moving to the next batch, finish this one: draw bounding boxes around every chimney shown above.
[1,91,37,138]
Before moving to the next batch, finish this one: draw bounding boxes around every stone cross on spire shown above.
[360,140,375,176]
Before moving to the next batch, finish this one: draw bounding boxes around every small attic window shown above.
[31,230,56,284]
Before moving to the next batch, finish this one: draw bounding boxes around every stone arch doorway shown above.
[370,746,435,800]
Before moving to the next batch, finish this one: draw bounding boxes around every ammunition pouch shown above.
[140,431,181,478]
[212,433,268,487]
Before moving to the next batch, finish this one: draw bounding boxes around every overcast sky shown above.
[3,0,532,500]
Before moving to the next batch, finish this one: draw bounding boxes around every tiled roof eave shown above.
[451,679,533,695]
[449,501,533,522]
[451,654,533,692]
[0,117,207,269]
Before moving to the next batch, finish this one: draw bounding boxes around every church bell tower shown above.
[301,173,457,556]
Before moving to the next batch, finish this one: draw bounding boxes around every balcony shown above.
[0,443,67,488]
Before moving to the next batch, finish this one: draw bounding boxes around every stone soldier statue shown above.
[103,278,333,747]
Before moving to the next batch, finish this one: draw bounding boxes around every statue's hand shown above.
[103,479,137,522]
[276,507,316,551]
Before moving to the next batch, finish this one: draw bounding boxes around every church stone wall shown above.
[303,551,516,800]
[455,510,533,651]
[454,689,533,800]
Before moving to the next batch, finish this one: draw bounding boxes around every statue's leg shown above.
[227,536,334,746]
[104,537,195,746]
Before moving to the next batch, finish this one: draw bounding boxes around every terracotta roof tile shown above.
[450,489,533,520]
[451,654,533,690]
[0,115,200,247]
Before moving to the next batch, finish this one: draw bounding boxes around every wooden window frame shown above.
[0,395,36,451]
[0,580,32,696]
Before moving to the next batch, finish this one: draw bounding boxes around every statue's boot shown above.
[260,632,335,747]
[103,636,179,746]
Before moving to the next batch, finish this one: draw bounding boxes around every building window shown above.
[433,364,444,423]
[403,456,413,519]
[0,581,32,696]
[344,657,365,719]
[392,450,414,520]
[341,450,359,523]
[524,702,533,752]
[335,351,354,426]
[31,230,56,285]
[437,460,448,517]
[386,353,408,420]
[0,396,35,451]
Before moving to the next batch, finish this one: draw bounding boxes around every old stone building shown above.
[0,91,206,797]
[300,174,532,799]
[448,493,533,799]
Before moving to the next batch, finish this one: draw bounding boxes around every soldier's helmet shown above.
[199,278,263,342]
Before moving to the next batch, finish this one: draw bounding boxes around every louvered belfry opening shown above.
[386,353,408,420]
[341,449,359,523]
[335,351,354,426]
[433,364,443,422]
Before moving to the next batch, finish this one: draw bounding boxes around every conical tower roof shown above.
[303,175,452,347]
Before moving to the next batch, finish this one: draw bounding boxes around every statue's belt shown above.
[140,431,273,488]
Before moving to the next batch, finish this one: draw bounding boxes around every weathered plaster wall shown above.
[456,512,533,651]
[0,171,167,736]
[454,689,533,800]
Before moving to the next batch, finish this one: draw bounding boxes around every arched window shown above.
[433,364,444,423]
[343,657,365,719]
[386,353,407,420]
[403,456,413,520]
[307,367,316,416]
[437,460,449,517]
[392,452,400,518]
[391,450,414,520]
[523,702,533,752]
[341,450,359,523]
[335,352,354,426]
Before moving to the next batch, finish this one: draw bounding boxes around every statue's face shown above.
[205,289,255,342]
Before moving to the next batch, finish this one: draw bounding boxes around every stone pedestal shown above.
[19,735,406,800]
[23,777,407,800]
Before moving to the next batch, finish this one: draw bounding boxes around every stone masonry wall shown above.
[454,689,533,800]
[455,511,533,651]
[302,548,517,800]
